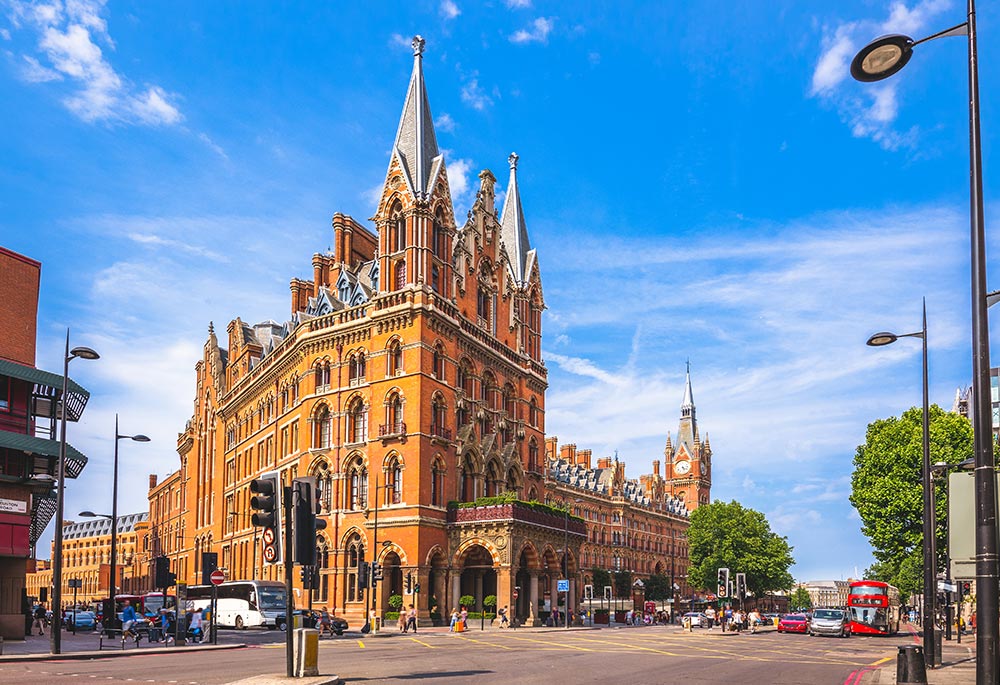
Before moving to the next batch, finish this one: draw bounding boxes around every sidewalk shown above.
[0,630,246,662]
[859,634,976,684]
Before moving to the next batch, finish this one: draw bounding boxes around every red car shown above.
[777,614,809,634]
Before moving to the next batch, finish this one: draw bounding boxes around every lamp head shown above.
[867,331,899,347]
[131,434,151,442]
[79,510,96,517]
[851,34,914,82]
[70,346,100,361]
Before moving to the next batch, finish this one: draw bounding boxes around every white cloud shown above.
[505,0,532,7]
[810,1,952,149]
[440,0,460,20]
[198,132,229,161]
[444,156,477,217]
[389,33,411,50]
[6,0,183,126]
[1,27,11,40]
[460,77,492,110]
[435,112,456,133]
[510,17,554,44]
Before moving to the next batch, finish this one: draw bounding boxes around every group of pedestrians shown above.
[396,604,418,633]
[704,605,763,633]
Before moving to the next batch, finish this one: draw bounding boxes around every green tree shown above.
[850,405,981,596]
[591,568,612,596]
[613,570,632,598]
[643,573,671,601]
[790,587,812,610]
[388,594,404,611]
[687,500,794,596]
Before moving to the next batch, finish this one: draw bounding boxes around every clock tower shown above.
[665,363,712,508]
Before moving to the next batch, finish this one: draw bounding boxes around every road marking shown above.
[357,640,365,648]
[407,636,437,649]
[453,635,513,650]
[505,635,593,651]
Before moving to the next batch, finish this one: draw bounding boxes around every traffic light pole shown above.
[284,485,294,678]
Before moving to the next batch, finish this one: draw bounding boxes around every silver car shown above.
[808,608,851,637]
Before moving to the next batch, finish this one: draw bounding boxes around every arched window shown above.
[313,405,332,449]
[387,340,403,376]
[458,359,475,396]
[394,260,406,289]
[431,264,440,293]
[349,352,367,385]
[477,284,490,323]
[346,532,364,602]
[347,459,368,510]
[384,393,404,435]
[529,397,539,428]
[461,459,476,502]
[432,209,446,259]
[431,457,445,507]
[528,439,539,472]
[485,460,501,497]
[315,362,331,391]
[432,345,446,380]
[386,456,403,505]
[431,395,448,439]
[347,397,367,444]
[394,211,406,253]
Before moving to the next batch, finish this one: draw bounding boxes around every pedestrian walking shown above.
[705,606,716,629]
[398,609,407,633]
[406,605,417,633]
[498,605,509,628]
[449,608,458,632]
[32,604,46,636]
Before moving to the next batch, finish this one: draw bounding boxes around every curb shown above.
[0,642,247,663]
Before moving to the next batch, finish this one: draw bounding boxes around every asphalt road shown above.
[0,626,912,685]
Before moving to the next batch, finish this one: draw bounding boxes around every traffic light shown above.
[406,572,413,594]
[372,562,383,583]
[201,552,219,586]
[962,581,972,596]
[293,476,328,566]
[358,561,369,589]
[717,568,730,597]
[736,572,747,599]
[250,470,283,565]
[300,566,318,589]
[153,556,176,588]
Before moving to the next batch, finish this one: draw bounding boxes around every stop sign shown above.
[210,569,226,586]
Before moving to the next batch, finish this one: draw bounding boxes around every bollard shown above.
[293,628,319,677]
[897,644,928,684]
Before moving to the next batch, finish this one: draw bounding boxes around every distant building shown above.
[798,579,850,608]
[0,246,92,640]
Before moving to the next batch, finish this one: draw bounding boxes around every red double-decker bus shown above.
[847,580,900,635]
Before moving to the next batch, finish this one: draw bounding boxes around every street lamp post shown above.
[50,331,98,655]
[562,498,583,630]
[867,299,935,668]
[109,417,150,615]
[851,4,997,681]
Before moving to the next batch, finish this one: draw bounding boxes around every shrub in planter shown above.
[484,595,497,610]
[459,595,475,610]
[388,594,404,611]
[385,611,400,621]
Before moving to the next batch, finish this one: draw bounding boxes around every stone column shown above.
[528,572,539,626]
[450,572,461,613]
[495,565,512,620]
[474,571,484,611]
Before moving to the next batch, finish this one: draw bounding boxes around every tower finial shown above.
[508,152,519,170]
[208,321,215,335]
[412,35,425,57]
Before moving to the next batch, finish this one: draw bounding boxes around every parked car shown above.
[809,608,851,638]
[66,610,97,630]
[682,612,710,628]
[777,614,809,634]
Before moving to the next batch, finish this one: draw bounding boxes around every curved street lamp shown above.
[51,332,99,655]
[109,417,150,610]
[867,300,934,668]
[852,3,997,681]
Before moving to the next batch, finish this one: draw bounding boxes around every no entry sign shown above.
[210,569,226,585]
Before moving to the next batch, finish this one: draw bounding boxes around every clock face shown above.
[675,460,691,475]
[700,461,708,475]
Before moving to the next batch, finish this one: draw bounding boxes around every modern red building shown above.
[0,246,91,640]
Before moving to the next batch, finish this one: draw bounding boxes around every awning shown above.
[0,358,90,421]
[0,430,88,479]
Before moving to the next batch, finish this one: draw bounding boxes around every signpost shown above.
[210,569,224,645]
[67,578,82,634]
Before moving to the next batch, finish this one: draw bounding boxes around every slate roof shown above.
[63,512,148,540]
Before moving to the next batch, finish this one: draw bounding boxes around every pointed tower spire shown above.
[676,362,697,455]
[390,35,441,199]
[500,152,535,285]
[681,359,695,418]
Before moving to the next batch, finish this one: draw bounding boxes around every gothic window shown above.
[431,456,445,506]
[387,340,403,376]
[431,264,440,293]
[347,397,366,444]
[505,466,521,495]
[346,533,364,602]
[313,405,332,449]
[389,203,405,254]
[347,459,368,510]
[477,284,490,323]
[528,439,539,472]
[385,393,404,435]
[529,397,539,428]
[315,361,331,391]
[385,455,403,505]
[461,460,476,502]
[349,352,366,385]
[485,460,501,497]
[394,260,406,289]
[432,209,446,259]
[458,359,475,396]
[432,344,446,380]
[431,395,448,438]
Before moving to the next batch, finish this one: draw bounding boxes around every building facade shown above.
[36,37,711,627]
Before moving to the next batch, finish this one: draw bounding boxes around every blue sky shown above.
[2,0,998,583]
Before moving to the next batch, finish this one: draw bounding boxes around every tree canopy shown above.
[687,500,794,596]
[790,587,812,610]
[850,404,981,596]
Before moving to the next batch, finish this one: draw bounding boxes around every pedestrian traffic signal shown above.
[250,471,283,565]
[153,556,176,588]
[292,476,327,566]
[735,572,747,599]
[414,583,420,594]
[200,552,219,586]
[406,572,413,594]
[717,568,730,597]
[962,581,972,596]
[300,566,318,589]
[358,561,369,589]
[372,562,383,583]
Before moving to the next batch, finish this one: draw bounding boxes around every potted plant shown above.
[484,594,497,623]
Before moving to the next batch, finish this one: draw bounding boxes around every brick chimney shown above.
[652,460,660,478]
[545,437,558,460]
[149,474,158,490]
[560,443,577,463]
[578,449,592,469]
[597,457,612,469]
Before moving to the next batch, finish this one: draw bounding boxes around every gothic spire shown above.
[676,363,697,456]
[500,152,536,285]
[390,35,441,200]
[681,359,695,419]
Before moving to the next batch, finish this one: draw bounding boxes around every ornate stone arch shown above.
[378,541,407,566]
[425,544,448,567]
[453,537,501,568]
[515,541,541,571]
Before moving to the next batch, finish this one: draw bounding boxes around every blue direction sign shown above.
[558,579,569,592]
